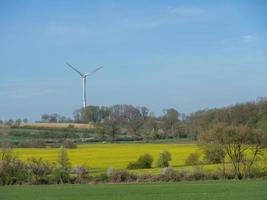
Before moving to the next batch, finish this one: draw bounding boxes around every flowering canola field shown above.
[14,143,198,173]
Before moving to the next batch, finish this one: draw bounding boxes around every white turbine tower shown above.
[66,63,103,108]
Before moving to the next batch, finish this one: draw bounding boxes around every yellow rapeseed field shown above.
[13,143,266,175]
[14,143,198,173]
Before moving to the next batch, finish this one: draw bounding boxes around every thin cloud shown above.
[119,6,206,31]
[44,6,206,35]
[120,17,166,29]
[13,88,56,99]
[167,6,206,16]
[46,23,94,37]
[0,80,57,98]
[241,35,257,43]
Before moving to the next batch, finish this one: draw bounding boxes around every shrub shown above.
[136,174,154,182]
[0,140,13,148]
[176,169,210,181]
[0,148,28,185]
[57,147,71,170]
[72,165,88,177]
[209,171,220,180]
[93,173,108,183]
[192,169,209,180]
[127,154,153,169]
[7,158,27,185]
[175,169,191,181]
[63,139,77,149]
[0,157,27,185]
[127,162,140,169]
[67,124,75,129]
[137,154,153,168]
[27,157,53,184]
[51,147,71,184]
[0,148,14,162]
[159,167,180,181]
[108,169,137,183]
[71,165,89,183]
[0,160,4,185]
[185,153,200,166]
[49,143,61,148]
[17,139,46,148]
[106,167,114,177]
[156,151,172,167]
[52,167,71,184]
[203,145,225,164]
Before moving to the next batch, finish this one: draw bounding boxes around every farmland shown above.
[0,126,96,143]
[24,122,94,129]
[1,180,267,200]
[13,143,198,174]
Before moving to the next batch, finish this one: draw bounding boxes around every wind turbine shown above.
[66,63,103,108]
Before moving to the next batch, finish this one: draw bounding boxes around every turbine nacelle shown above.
[66,63,103,108]
[83,73,89,78]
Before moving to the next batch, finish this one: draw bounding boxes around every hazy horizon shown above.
[1,0,267,121]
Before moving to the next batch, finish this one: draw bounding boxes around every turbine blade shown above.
[66,63,84,77]
[90,66,103,74]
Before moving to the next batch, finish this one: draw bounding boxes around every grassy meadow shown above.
[1,180,267,200]
[13,143,199,174]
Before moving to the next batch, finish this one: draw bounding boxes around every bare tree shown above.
[199,124,267,179]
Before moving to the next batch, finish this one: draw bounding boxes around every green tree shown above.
[104,119,119,142]
[156,151,172,167]
[161,108,180,138]
[203,145,226,164]
[140,115,159,140]
[41,114,50,122]
[185,153,200,166]
[95,122,106,140]
[57,147,70,170]
[22,118,28,124]
[127,154,153,169]
[53,147,71,184]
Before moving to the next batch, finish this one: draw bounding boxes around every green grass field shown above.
[13,143,199,173]
[1,180,266,200]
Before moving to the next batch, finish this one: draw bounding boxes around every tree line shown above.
[38,98,267,142]
[0,118,28,127]
[73,105,185,141]
[184,98,267,139]
[3,98,267,143]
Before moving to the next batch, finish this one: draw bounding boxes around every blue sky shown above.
[0,0,267,121]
